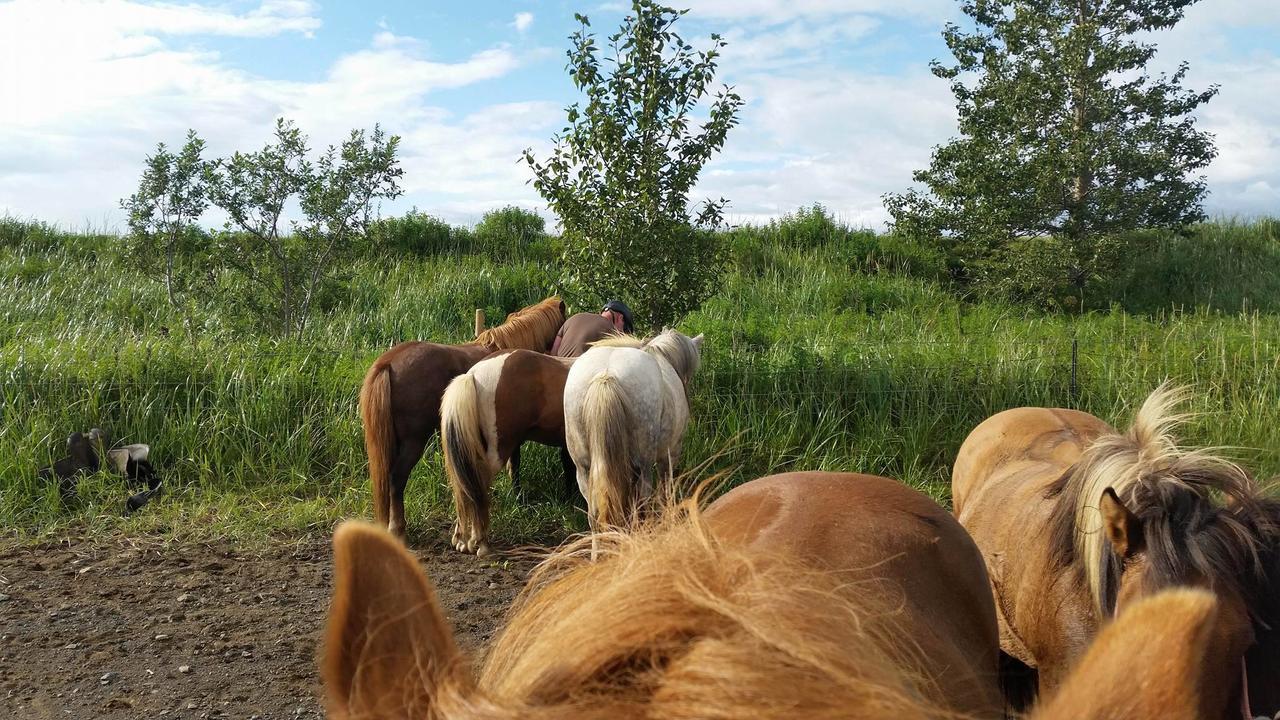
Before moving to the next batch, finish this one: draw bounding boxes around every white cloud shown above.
[0,1,542,227]
[696,70,955,227]
[716,16,881,72]
[512,11,534,34]
[683,0,953,23]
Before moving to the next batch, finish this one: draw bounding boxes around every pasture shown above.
[2,213,1280,716]
[2,214,1280,545]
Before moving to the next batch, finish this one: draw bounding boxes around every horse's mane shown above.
[588,333,644,349]
[463,495,959,720]
[589,330,702,386]
[474,296,565,351]
[1046,383,1272,617]
[643,330,701,386]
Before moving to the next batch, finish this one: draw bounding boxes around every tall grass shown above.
[2,213,1279,544]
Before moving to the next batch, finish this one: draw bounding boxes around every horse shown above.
[322,471,1247,719]
[322,471,1004,719]
[441,349,577,557]
[562,329,703,535]
[952,383,1279,714]
[360,296,566,537]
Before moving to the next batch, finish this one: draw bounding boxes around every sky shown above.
[0,0,1276,231]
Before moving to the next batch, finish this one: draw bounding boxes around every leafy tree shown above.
[884,0,1218,306]
[205,119,402,337]
[120,130,213,336]
[523,0,743,329]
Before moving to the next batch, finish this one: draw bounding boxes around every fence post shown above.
[1069,336,1079,406]
[474,308,486,337]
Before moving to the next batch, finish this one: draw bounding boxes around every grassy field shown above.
[2,212,1279,546]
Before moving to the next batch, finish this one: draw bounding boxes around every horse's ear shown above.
[1101,487,1144,558]
[1033,589,1229,719]
[323,522,463,720]
[691,333,704,351]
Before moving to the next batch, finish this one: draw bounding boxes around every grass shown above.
[2,213,1279,547]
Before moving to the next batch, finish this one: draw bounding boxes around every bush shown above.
[369,211,467,257]
[474,206,545,249]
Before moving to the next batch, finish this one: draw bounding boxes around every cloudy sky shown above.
[0,0,1276,230]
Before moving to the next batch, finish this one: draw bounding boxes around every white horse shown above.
[563,329,704,533]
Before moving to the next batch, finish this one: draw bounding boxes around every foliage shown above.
[474,205,546,247]
[119,130,214,337]
[369,210,469,257]
[523,0,743,330]
[204,118,403,337]
[885,0,1219,305]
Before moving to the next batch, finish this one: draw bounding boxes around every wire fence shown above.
[6,335,1276,409]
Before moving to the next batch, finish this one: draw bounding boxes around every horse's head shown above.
[1049,384,1274,716]
[645,329,704,390]
[324,514,955,720]
[1091,457,1269,717]
[1033,588,1257,720]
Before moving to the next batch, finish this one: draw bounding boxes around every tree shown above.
[523,0,743,330]
[884,0,1218,306]
[120,130,213,336]
[205,119,402,337]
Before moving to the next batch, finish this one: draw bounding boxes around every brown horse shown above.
[1034,588,1258,720]
[953,384,1279,714]
[360,296,565,537]
[441,349,577,557]
[323,471,1003,719]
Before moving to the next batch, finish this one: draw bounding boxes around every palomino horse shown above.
[562,330,703,533]
[360,296,565,537]
[322,472,1244,719]
[323,471,1003,719]
[441,349,577,557]
[953,384,1279,714]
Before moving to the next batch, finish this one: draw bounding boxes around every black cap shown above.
[602,300,634,333]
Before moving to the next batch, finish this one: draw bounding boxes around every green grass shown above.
[3,214,1279,546]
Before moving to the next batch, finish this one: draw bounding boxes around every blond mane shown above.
[588,333,644,349]
[587,329,702,385]
[1049,382,1267,616]
[474,296,565,351]
[463,496,959,720]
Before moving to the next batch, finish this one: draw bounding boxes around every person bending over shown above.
[551,300,635,357]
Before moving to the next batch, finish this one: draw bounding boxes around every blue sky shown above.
[0,0,1276,230]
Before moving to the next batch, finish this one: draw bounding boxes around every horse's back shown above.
[704,471,1001,716]
[565,346,666,426]
[952,406,1112,517]
[490,349,573,446]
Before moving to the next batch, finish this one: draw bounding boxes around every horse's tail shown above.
[581,372,633,531]
[360,361,395,527]
[441,372,490,536]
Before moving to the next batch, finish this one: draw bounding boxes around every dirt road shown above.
[0,529,536,719]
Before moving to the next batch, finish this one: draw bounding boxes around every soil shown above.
[0,528,539,719]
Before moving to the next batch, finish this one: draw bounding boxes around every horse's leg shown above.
[465,466,495,557]
[559,446,577,501]
[508,444,522,499]
[633,465,656,525]
[389,438,428,539]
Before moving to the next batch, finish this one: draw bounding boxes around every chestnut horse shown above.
[563,330,703,535]
[360,296,565,537]
[323,471,1003,719]
[953,384,1279,714]
[441,349,577,557]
